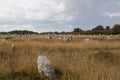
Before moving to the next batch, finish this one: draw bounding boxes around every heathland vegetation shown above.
[0,24,120,80]
[0,34,120,80]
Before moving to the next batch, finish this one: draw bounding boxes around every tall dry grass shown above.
[0,34,120,80]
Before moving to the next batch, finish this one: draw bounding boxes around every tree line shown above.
[0,30,38,34]
[0,24,120,35]
[73,24,120,35]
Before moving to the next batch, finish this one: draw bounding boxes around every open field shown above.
[0,34,120,80]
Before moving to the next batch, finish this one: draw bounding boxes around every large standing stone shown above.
[37,56,56,79]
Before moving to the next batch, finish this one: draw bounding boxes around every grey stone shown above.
[37,55,56,79]
[11,44,16,52]
[84,38,90,43]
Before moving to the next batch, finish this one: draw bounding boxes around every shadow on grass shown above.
[55,68,62,79]
[0,69,63,80]
[0,72,48,80]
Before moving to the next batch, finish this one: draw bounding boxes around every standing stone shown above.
[64,35,71,42]
[28,35,31,39]
[69,35,72,41]
[11,44,16,52]
[48,35,52,40]
[84,38,90,43]
[37,55,56,79]
[1,39,6,46]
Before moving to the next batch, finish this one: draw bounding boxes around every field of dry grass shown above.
[0,34,120,80]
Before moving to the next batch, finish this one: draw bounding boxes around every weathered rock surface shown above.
[37,55,56,79]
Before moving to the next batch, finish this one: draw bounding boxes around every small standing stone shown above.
[1,39,6,46]
[11,44,16,52]
[48,35,52,40]
[84,38,90,43]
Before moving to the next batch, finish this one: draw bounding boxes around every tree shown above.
[8,30,38,34]
[92,25,104,31]
[73,28,83,32]
[112,24,120,34]
[73,28,84,35]
[54,31,58,34]
[91,25,104,35]
[105,26,110,30]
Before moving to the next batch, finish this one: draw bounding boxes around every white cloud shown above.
[51,14,73,22]
[118,2,120,5]
[0,0,73,22]
[0,24,36,32]
[102,11,120,18]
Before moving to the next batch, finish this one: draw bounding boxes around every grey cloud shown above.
[0,0,120,32]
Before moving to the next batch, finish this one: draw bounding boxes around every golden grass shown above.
[0,34,120,80]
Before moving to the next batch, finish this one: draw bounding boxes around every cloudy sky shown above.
[0,0,120,32]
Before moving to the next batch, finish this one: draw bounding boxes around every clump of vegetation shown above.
[94,51,120,66]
